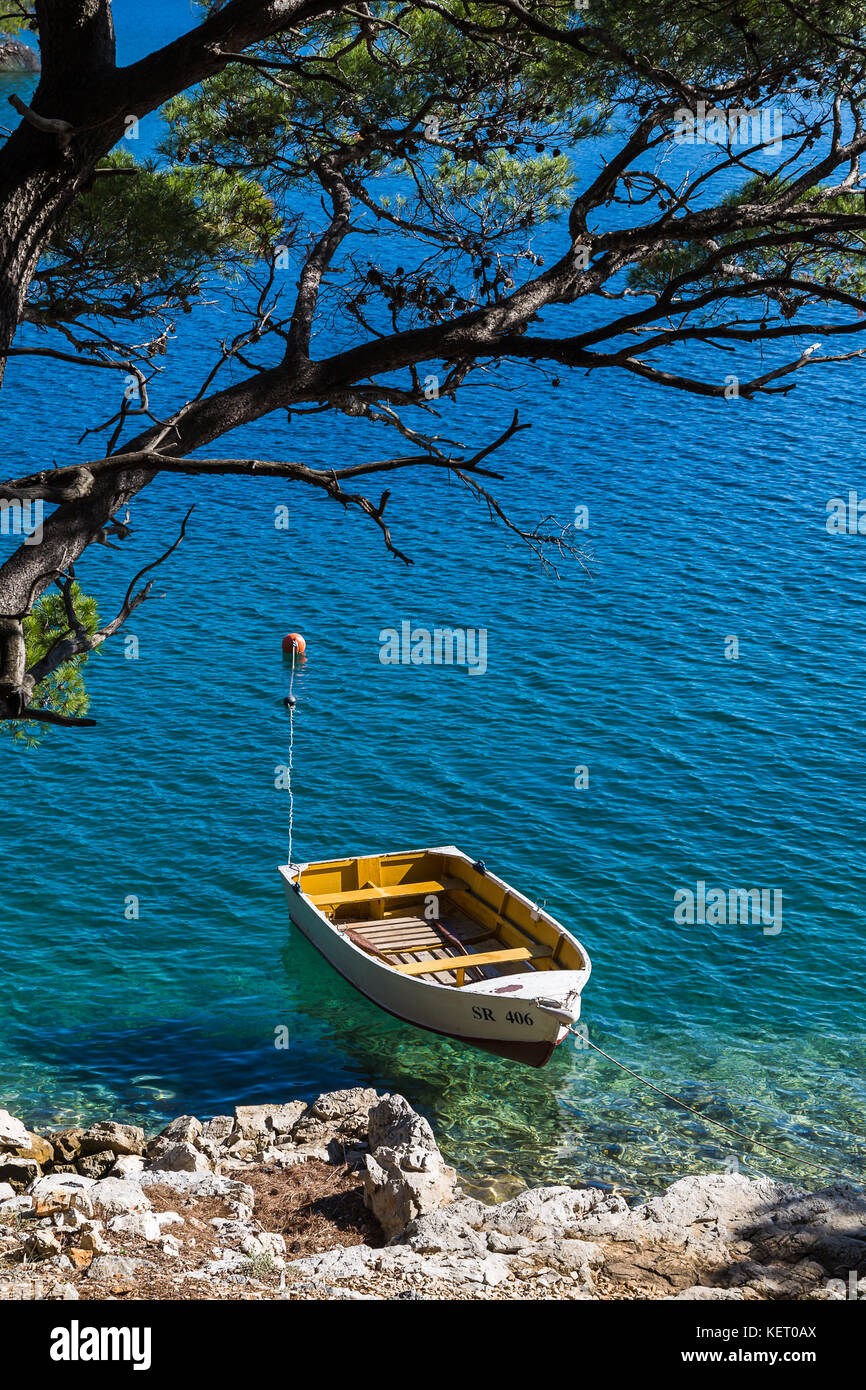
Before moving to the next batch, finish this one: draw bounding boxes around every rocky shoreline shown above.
[0,37,39,72]
[1,1090,863,1301]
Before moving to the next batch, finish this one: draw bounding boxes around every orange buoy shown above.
[282,631,306,658]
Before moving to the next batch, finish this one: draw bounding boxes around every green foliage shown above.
[162,5,591,207]
[23,2,866,341]
[433,151,574,231]
[0,4,34,39]
[551,0,866,84]
[629,175,866,302]
[160,4,599,318]
[1,584,100,748]
[18,3,866,368]
[161,3,866,310]
[30,149,281,326]
[240,1250,278,1280]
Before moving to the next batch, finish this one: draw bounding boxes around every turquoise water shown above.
[1,3,864,1200]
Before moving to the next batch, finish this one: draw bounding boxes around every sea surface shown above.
[0,2,864,1202]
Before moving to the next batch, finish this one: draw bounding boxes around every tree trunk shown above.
[0,2,118,375]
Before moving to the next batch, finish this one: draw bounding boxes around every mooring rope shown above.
[286,648,296,869]
[574,1030,846,1182]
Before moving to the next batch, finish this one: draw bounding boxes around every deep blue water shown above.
[0,2,864,1200]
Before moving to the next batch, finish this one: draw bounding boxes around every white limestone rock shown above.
[77,1227,111,1255]
[146,1141,213,1174]
[200,1251,249,1278]
[376,1244,512,1286]
[201,1115,234,1143]
[486,1230,533,1255]
[109,1155,146,1179]
[220,1135,258,1161]
[54,1206,92,1230]
[0,1155,41,1189]
[240,1229,285,1260]
[155,1211,183,1228]
[28,1172,95,1206]
[0,1111,30,1151]
[166,1115,203,1141]
[529,1237,604,1273]
[1,1193,34,1213]
[363,1094,457,1239]
[87,1178,152,1218]
[401,1208,489,1257]
[233,1101,307,1145]
[289,1244,377,1281]
[479,1184,628,1241]
[87,1254,147,1281]
[668,1286,746,1300]
[638,1173,787,1238]
[108,1211,162,1241]
[292,1088,380,1146]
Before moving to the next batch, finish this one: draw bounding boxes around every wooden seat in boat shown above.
[310,878,465,910]
[394,944,552,986]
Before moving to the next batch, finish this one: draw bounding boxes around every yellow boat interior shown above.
[296,848,586,987]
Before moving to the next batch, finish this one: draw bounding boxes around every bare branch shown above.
[21,508,195,717]
[7,94,74,148]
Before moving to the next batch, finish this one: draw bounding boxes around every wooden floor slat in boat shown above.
[401,944,457,983]
[347,919,439,938]
[348,916,493,957]
[337,903,550,986]
[366,933,438,944]
[368,936,450,954]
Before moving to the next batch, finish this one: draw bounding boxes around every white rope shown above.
[287,701,295,869]
[287,648,296,869]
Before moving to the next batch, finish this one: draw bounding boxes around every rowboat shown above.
[278,845,591,1067]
